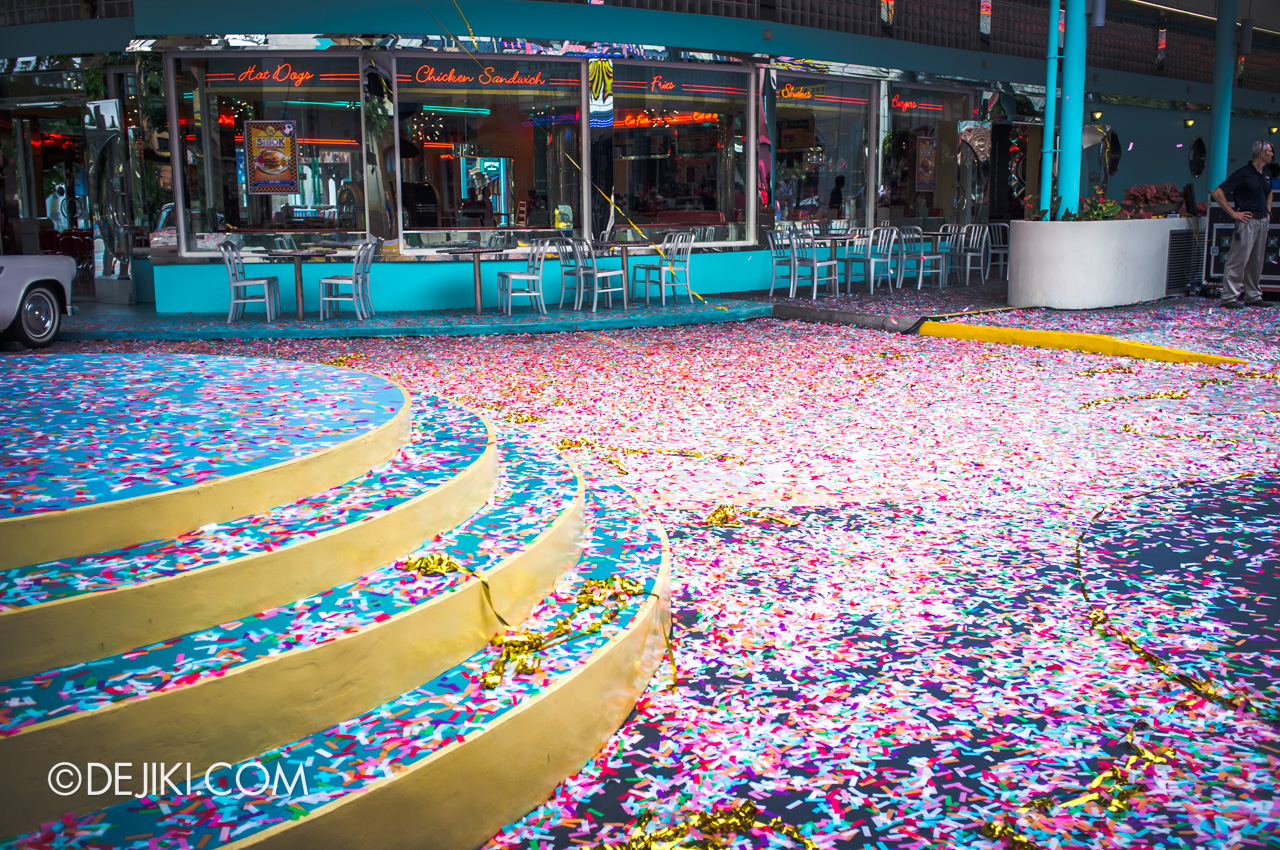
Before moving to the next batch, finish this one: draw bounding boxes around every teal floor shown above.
[60,299,772,340]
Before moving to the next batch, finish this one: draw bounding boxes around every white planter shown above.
[1009,217,1193,310]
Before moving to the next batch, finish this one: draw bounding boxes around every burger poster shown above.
[915,136,938,192]
[245,120,300,195]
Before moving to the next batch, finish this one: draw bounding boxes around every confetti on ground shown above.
[10,294,1280,850]
[0,354,403,517]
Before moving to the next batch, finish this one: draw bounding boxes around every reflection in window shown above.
[774,76,870,224]
[395,57,582,249]
[882,88,970,224]
[610,64,749,242]
[174,57,365,253]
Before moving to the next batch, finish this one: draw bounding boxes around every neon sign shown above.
[413,65,546,86]
[778,83,814,99]
[649,75,676,92]
[618,111,717,127]
[236,63,315,87]
[891,94,943,112]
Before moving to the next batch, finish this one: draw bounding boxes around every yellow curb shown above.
[917,321,1247,365]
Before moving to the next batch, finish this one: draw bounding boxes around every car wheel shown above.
[7,284,61,348]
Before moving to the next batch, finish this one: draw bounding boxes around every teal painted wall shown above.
[153,250,773,313]
[1078,104,1278,203]
[124,0,1278,111]
[0,18,134,59]
[131,258,156,304]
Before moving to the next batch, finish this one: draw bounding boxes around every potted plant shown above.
[1012,186,1198,309]
[1121,182,1183,218]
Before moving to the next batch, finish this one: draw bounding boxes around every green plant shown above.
[1077,186,1124,221]
[1024,187,1127,221]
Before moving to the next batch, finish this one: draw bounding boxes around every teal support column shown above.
[1039,0,1061,216]
[1209,0,1238,188]
[1056,0,1086,218]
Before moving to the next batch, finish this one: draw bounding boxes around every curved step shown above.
[0,354,411,569]
[0,392,495,682]
[0,428,584,838]
[1,480,670,850]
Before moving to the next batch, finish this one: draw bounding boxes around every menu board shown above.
[245,120,300,195]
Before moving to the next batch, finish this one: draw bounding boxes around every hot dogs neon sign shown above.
[237,63,315,87]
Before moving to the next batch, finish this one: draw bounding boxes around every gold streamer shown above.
[704,504,743,527]
[980,724,1173,849]
[1079,388,1189,411]
[597,801,821,850]
[482,575,646,689]
[508,412,545,424]
[739,507,801,527]
[561,152,727,312]
[321,354,362,368]
[1077,365,1135,377]
[555,437,741,465]
[705,504,797,528]
[399,552,464,576]
[1071,470,1276,722]
[399,552,510,628]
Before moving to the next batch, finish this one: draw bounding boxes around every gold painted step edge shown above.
[0,382,414,570]
[0,469,585,840]
[233,515,673,850]
[0,420,497,683]
[917,321,1247,365]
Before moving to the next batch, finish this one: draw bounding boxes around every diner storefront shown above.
[0,43,1032,275]
[7,26,1274,315]
[156,45,1003,262]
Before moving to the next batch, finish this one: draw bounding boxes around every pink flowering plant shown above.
[1121,182,1183,217]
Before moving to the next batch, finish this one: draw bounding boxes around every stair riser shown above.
[231,561,671,850]
[0,390,412,571]
[0,482,582,839]
[0,442,498,683]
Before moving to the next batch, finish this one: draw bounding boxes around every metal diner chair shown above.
[633,230,695,306]
[766,230,795,297]
[789,230,839,299]
[570,237,626,312]
[319,240,376,320]
[496,238,551,315]
[218,240,279,323]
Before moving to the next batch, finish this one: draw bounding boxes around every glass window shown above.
[394,56,582,249]
[773,75,871,226]
[610,63,749,242]
[881,88,971,225]
[174,56,365,253]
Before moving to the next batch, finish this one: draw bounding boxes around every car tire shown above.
[6,284,61,348]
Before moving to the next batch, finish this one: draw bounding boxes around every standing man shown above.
[828,175,845,219]
[1210,139,1275,307]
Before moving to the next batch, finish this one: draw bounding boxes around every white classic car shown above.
[0,254,74,348]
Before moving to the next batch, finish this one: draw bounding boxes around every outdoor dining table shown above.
[817,233,869,291]
[438,245,512,316]
[592,239,653,304]
[264,248,339,319]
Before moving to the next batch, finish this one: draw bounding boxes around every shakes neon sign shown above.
[778,83,814,99]
[413,65,546,86]
[236,63,315,87]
